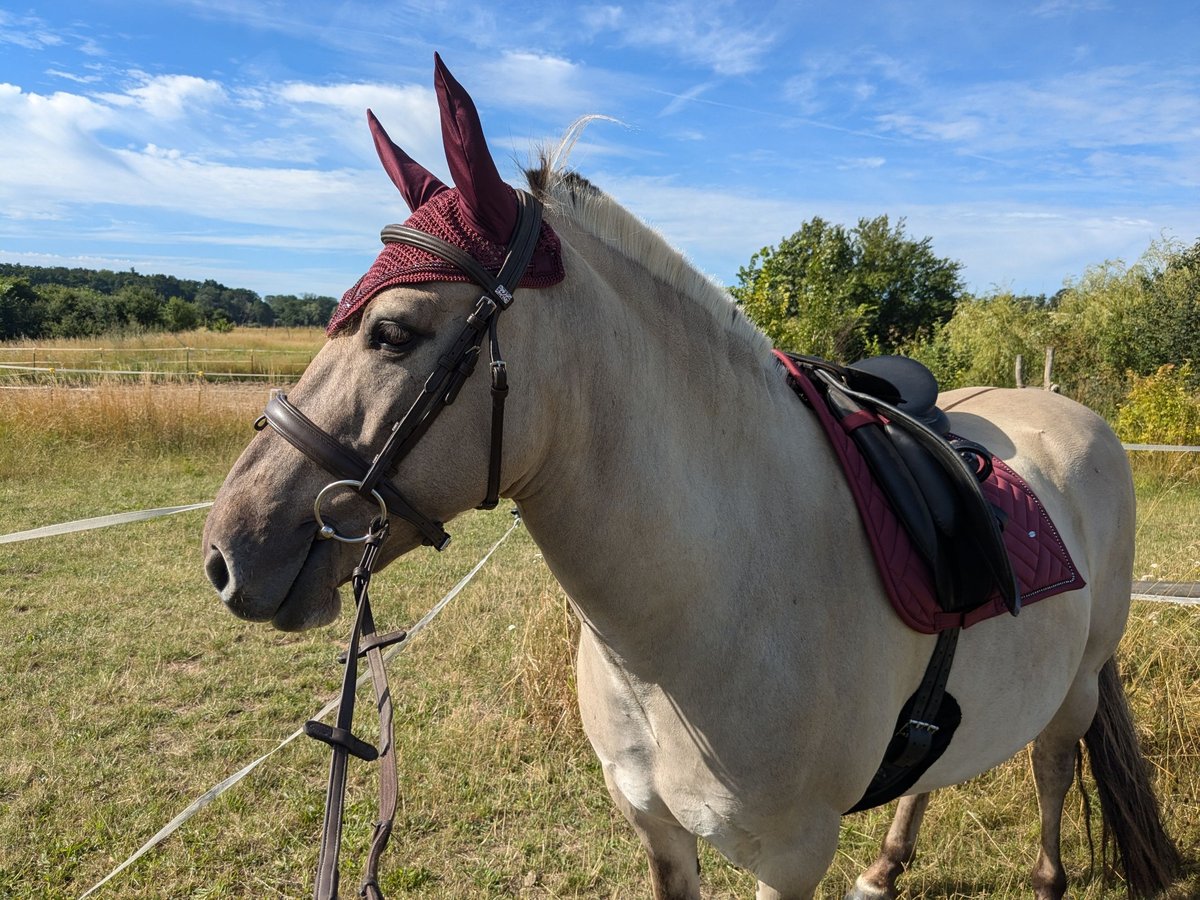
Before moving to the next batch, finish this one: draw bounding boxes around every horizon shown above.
[1,2,1196,301]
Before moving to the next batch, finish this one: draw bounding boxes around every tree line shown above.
[4,226,1198,427]
[732,217,1200,420]
[0,264,337,338]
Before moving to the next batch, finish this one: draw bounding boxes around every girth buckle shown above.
[491,359,508,393]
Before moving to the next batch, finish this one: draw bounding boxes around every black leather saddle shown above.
[785,353,1019,617]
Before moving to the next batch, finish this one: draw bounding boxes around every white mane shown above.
[528,153,771,357]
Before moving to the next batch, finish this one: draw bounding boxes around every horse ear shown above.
[367,109,448,212]
[433,52,517,243]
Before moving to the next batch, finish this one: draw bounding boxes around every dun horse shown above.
[203,56,1179,899]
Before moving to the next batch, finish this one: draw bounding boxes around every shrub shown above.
[1116,362,1200,446]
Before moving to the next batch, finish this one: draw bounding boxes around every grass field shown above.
[1,378,1197,899]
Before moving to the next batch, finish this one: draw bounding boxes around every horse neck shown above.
[513,224,818,650]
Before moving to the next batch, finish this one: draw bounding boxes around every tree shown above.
[1039,239,1200,416]
[266,293,338,327]
[1131,238,1200,373]
[112,284,164,329]
[35,284,116,337]
[904,292,1052,390]
[164,296,202,332]
[0,277,45,339]
[732,215,963,362]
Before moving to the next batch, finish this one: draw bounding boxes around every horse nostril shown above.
[205,545,231,593]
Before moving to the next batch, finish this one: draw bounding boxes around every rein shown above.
[257,190,544,899]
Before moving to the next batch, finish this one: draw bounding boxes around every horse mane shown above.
[526,145,771,356]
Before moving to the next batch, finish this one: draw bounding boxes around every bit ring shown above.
[313,479,389,543]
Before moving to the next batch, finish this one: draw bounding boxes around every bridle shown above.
[254,189,544,900]
[258,188,544,551]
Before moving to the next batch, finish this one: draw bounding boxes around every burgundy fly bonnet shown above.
[328,54,565,335]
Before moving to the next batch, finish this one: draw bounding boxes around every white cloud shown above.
[782,49,923,122]
[0,10,63,50]
[475,51,614,117]
[838,157,887,170]
[878,112,984,143]
[1031,0,1111,17]
[46,68,103,85]
[657,83,714,118]
[587,1,772,76]
[276,81,441,164]
[0,78,400,234]
[101,73,227,120]
[581,4,623,32]
[878,65,1200,154]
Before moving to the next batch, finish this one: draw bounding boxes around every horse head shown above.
[202,55,566,630]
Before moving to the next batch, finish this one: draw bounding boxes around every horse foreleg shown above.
[631,814,700,900]
[601,770,700,900]
[845,793,931,900]
[752,811,842,900]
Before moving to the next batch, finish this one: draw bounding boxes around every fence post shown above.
[1015,354,1025,389]
[1043,346,1056,391]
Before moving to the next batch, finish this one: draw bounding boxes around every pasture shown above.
[0,327,324,383]
[1,377,1197,898]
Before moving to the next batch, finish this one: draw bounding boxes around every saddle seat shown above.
[848,354,949,435]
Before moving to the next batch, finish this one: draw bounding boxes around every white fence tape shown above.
[1131,581,1200,606]
[0,503,213,544]
[1123,443,1200,452]
[77,514,522,899]
[0,363,280,379]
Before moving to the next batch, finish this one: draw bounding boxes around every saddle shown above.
[776,352,1017,812]
[780,353,1020,618]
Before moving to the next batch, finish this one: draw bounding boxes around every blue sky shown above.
[1,1,1196,301]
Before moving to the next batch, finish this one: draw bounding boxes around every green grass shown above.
[1130,450,1200,583]
[1,384,1197,899]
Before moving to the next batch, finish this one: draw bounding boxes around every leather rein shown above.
[255,190,544,899]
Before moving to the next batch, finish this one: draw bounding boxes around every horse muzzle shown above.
[204,536,343,631]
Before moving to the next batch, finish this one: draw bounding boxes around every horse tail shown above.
[1083,656,1181,898]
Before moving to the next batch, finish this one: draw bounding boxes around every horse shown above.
[202,55,1180,899]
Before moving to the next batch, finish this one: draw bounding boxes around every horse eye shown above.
[369,320,415,353]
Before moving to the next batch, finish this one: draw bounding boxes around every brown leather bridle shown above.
[258,189,544,551]
[255,190,544,899]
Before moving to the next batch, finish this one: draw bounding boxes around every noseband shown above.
[257,188,544,550]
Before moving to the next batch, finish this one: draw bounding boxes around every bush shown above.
[1116,362,1200,446]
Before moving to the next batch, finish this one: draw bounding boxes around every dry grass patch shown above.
[0,326,324,382]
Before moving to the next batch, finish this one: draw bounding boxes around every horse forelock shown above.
[526,148,770,357]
